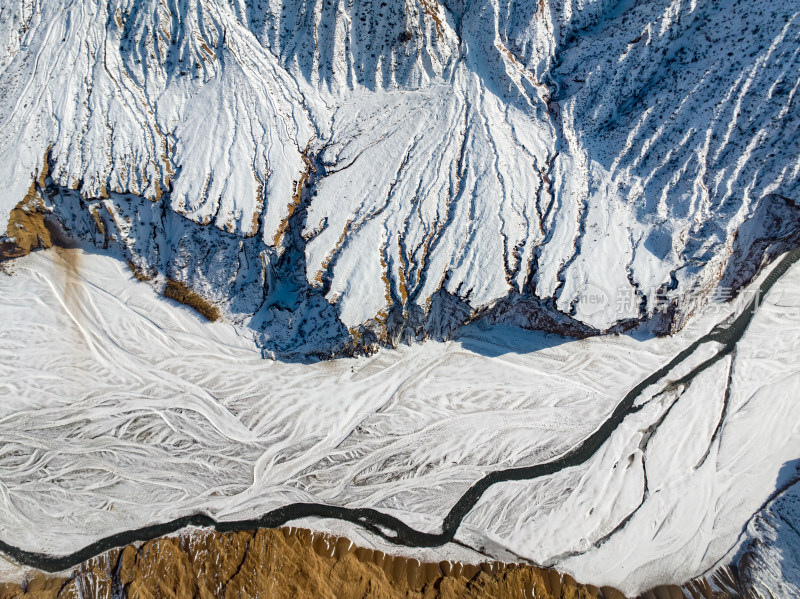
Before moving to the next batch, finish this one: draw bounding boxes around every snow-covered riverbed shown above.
[0,246,798,595]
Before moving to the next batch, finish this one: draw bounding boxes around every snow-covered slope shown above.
[738,477,800,598]
[2,0,799,356]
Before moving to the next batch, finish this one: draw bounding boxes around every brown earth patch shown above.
[0,184,52,261]
[127,262,153,282]
[2,147,55,261]
[0,528,740,599]
[163,280,221,322]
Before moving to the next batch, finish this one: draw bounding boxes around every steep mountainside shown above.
[1,0,799,356]
[738,476,800,598]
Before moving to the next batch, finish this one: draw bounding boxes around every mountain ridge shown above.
[1,0,798,357]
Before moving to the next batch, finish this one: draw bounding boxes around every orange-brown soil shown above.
[0,528,741,599]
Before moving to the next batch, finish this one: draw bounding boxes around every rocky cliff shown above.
[0,527,743,599]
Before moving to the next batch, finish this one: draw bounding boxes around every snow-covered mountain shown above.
[1,0,799,357]
[2,3,800,593]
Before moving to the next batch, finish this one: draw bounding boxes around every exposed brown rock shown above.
[272,151,313,248]
[0,184,52,261]
[0,528,743,599]
[163,280,221,322]
[127,261,153,282]
[0,572,66,599]
[1,148,54,261]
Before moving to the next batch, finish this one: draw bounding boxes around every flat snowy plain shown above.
[0,246,798,595]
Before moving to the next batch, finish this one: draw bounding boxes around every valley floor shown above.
[0,246,798,595]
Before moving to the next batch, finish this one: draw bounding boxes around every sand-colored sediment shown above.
[0,528,740,599]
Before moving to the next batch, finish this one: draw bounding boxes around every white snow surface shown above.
[0,246,798,595]
[1,0,799,346]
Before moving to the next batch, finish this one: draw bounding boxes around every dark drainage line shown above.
[2,248,799,573]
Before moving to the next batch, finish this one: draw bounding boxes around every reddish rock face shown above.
[0,527,741,599]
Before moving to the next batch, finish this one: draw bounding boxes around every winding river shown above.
[2,247,799,572]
